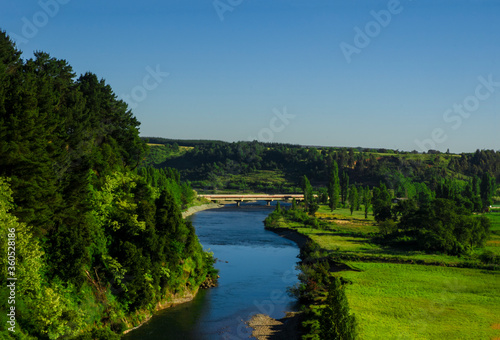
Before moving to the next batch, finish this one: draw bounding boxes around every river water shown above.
[123,202,300,340]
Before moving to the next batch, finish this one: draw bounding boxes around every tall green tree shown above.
[328,161,340,211]
[302,175,314,208]
[363,186,372,219]
[320,277,358,340]
[480,172,496,211]
[349,186,359,216]
[340,171,350,205]
[372,183,392,222]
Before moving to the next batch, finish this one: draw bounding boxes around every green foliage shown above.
[319,277,358,340]
[480,172,496,211]
[348,186,358,216]
[362,186,372,219]
[377,219,397,236]
[0,32,215,338]
[372,183,392,222]
[302,175,314,208]
[389,198,492,255]
[328,162,340,211]
[340,171,349,205]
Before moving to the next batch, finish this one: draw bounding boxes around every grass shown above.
[341,262,500,339]
[485,211,500,256]
[282,205,489,265]
[272,204,500,339]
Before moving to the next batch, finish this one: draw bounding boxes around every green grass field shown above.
[485,211,500,256]
[283,205,494,265]
[341,262,500,339]
[274,205,500,339]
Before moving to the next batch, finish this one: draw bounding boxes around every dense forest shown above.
[143,137,500,195]
[0,32,216,339]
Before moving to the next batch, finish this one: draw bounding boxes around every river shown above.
[123,202,300,340]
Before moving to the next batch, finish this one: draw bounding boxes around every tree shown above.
[328,162,340,211]
[480,172,496,211]
[320,277,358,340]
[308,201,319,216]
[302,175,314,208]
[372,183,392,222]
[349,186,359,216]
[275,201,282,213]
[340,171,350,205]
[363,187,372,219]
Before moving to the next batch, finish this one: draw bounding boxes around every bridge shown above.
[199,194,304,206]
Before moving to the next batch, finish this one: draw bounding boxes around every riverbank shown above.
[122,202,224,336]
[248,312,303,340]
[182,202,225,218]
[122,288,200,335]
[266,227,310,248]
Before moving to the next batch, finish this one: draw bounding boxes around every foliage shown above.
[384,198,491,255]
[348,186,359,216]
[319,277,357,340]
[328,162,340,211]
[371,183,392,222]
[0,31,214,338]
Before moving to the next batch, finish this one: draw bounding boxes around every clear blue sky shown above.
[2,0,499,153]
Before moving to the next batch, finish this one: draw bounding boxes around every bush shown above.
[479,250,499,265]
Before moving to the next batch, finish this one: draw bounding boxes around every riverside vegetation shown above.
[0,32,218,339]
[264,185,499,338]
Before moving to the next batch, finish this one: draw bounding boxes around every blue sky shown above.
[2,0,499,152]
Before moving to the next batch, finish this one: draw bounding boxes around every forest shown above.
[144,137,500,196]
[0,31,217,339]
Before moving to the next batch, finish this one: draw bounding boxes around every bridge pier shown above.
[266,200,272,206]
[236,200,242,207]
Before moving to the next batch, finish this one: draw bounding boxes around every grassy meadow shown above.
[485,211,500,256]
[273,204,500,339]
[342,262,500,339]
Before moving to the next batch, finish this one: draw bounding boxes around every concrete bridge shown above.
[199,194,304,206]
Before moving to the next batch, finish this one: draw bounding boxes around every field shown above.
[273,205,500,339]
[281,206,489,265]
[485,210,500,255]
[342,262,500,339]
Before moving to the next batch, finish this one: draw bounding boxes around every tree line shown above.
[0,31,216,339]
[148,137,500,194]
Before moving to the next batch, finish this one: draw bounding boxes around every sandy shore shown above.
[248,312,303,340]
[182,202,225,218]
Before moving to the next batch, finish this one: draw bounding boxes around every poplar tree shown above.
[363,187,372,219]
[320,277,358,340]
[349,186,358,216]
[340,171,350,205]
[328,161,340,211]
[302,175,314,208]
